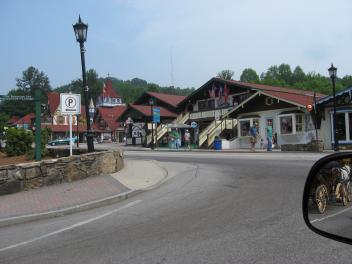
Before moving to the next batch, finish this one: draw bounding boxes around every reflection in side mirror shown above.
[303,152,352,244]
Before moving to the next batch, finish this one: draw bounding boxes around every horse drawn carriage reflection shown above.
[309,159,352,214]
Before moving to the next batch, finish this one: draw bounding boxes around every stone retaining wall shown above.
[0,150,124,196]
[281,140,324,152]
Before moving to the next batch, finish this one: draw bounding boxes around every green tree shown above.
[0,89,35,117]
[278,64,292,84]
[0,113,9,151]
[217,70,234,80]
[341,75,352,88]
[131,78,148,86]
[56,69,103,103]
[147,83,160,92]
[16,66,51,95]
[263,65,280,81]
[292,66,306,84]
[0,113,9,131]
[240,68,260,83]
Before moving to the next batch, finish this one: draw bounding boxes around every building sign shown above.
[0,95,34,101]
[60,93,81,115]
[153,107,160,123]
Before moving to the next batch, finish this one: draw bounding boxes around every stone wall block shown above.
[0,150,124,195]
[0,169,8,184]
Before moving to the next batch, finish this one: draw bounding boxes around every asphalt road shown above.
[1,151,352,264]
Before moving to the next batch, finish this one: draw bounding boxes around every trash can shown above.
[214,139,222,150]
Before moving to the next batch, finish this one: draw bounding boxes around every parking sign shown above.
[60,93,81,115]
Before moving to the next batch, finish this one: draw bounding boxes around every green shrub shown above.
[26,127,52,159]
[40,127,51,156]
[5,128,34,156]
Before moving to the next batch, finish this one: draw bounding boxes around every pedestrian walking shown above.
[266,120,273,151]
[249,122,259,151]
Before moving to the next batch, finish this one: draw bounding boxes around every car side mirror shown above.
[303,152,352,245]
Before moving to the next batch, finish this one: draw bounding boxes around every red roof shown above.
[103,79,121,98]
[146,92,186,107]
[8,116,20,124]
[41,124,87,133]
[15,113,35,125]
[226,80,326,97]
[95,105,126,131]
[261,90,316,106]
[47,92,86,117]
[47,92,60,114]
[216,79,327,107]
[129,104,177,117]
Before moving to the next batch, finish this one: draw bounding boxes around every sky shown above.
[1,0,352,94]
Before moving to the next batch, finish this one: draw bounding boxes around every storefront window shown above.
[55,115,65,125]
[279,115,293,134]
[349,113,352,140]
[240,120,250,136]
[336,113,346,141]
[295,114,304,133]
[198,99,215,111]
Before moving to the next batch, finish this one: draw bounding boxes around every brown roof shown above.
[146,92,186,107]
[41,124,87,132]
[103,79,121,98]
[15,113,35,125]
[217,78,327,107]
[129,104,177,117]
[47,92,60,114]
[96,105,126,131]
[225,79,326,97]
[261,90,317,106]
[47,92,86,117]
[8,116,20,124]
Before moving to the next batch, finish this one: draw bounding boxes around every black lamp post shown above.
[149,98,154,150]
[73,15,94,152]
[328,63,338,151]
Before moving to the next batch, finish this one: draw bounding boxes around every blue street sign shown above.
[153,107,160,123]
[191,121,198,128]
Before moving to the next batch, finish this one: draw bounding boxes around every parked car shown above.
[48,137,78,146]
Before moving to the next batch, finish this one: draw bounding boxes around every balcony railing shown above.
[189,107,233,120]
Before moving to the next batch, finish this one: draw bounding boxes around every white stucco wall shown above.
[318,108,333,150]
[232,107,316,149]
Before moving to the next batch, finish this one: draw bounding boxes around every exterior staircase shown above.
[146,112,190,146]
[198,118,237,148]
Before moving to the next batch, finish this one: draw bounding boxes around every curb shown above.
[0,189,143,228]
[123,148,332,154]
[0,160,169,228]
[141,160,169,191]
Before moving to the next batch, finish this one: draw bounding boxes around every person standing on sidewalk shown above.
[249,122,259,151]
[266,120,273,151]
[184,129,191,150]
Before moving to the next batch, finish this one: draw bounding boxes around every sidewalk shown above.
[0,160,167,227]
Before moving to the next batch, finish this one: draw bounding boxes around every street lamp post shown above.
[328,63,338,151]
[73,15,94,152]
[149,98,154,150]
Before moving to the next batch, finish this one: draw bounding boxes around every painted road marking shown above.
[311,205,352,224]
[0,200,142,252]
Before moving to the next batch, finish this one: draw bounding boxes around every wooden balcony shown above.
[189,107,233,120]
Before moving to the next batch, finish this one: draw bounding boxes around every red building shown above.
[43,92,87,141]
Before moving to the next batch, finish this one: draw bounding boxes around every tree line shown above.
[54,69,195,104]
[218,64,352,95]
[0,66,195,121]
[3,64,352,123]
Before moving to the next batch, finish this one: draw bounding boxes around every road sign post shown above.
[60,93,81,156]
[35,88,42,161]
